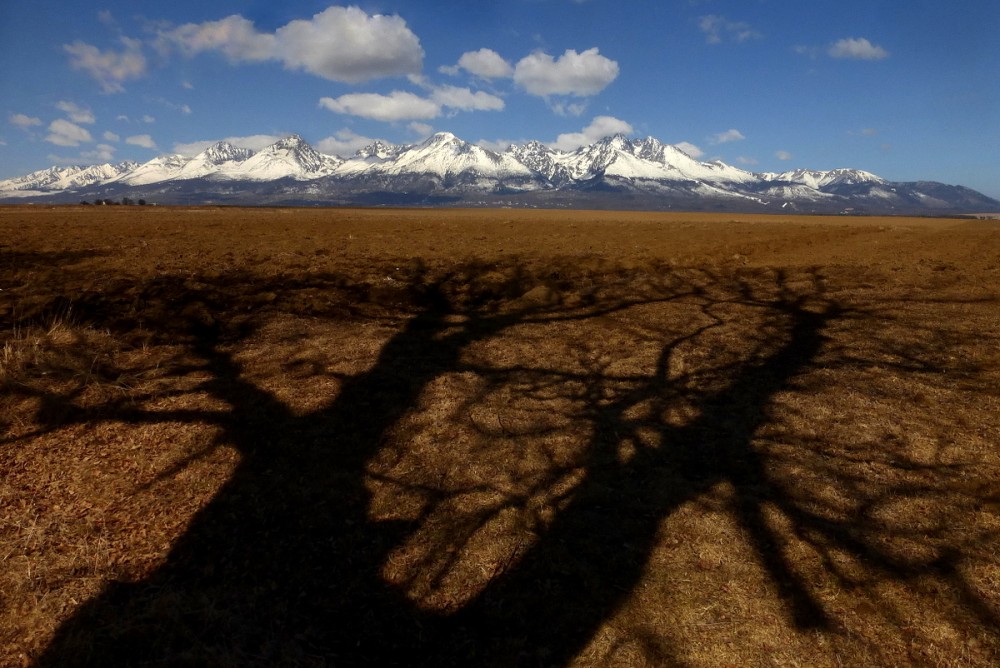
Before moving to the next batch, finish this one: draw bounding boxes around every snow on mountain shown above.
[354,140,408,161]
[228,135,341,181]
[505,141,570,184]
[175,141,256,180]
[762,167,885,189]
[123,154,192,186]
[372,132,534,180]
[2,130,996,213]
[543,134,757,185]
[0,162,138,194]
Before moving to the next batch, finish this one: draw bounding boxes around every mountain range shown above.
[2,132,997,214]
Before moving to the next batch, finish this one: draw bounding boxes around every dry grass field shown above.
[2,205,999,667]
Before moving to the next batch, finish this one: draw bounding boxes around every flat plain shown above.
[2,205,999,666]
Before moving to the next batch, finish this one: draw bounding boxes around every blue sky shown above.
[2,0,998,197]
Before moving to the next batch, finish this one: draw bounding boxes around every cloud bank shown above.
[159,7,424,83]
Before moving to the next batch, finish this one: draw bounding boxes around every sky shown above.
[1,0,998,198]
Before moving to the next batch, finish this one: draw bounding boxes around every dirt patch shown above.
[2,206,999,666]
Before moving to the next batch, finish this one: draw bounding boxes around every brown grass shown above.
[1,205,999,666]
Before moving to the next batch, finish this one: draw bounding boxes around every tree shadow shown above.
[18,256,1000,666]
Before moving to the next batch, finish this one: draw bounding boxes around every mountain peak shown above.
[272,134,308,150]
[4,128,997,214]
[201,141,255,164]
[356,140,403,160]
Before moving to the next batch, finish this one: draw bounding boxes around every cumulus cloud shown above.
[699,15,762,44]
[429,85,504,112]
[161,15,274,61]
[320,85,503,122]
[64,37,147,93]
[775,150,793,160]
[316,128,381,157]
[45,119,93,147]
[710,128,745,144]
[103,131,120,141]
[10,114,42,130]
[126,134,157,149]
[674,141,704,158]
[736,156,758,165]
[514,48,619,97]
[142,115,156,124]
[82,143,117,162]
[56,101,95,124]
[173,134,283,156]
[550,115,633,151]
[409,122,433,136]
[320,91,440,121]
[160,6,424,83]
[829,37,889,60]
[449,48,514,79]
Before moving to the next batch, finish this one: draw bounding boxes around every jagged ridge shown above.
[2,132,997,214]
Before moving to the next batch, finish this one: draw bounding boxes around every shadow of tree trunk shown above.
[25,258,999,667]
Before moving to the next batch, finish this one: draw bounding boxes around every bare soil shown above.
[2,205,999,667]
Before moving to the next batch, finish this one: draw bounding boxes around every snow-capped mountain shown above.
[0,161,138,194]
[2,132,996,214]
[230,135,341,180]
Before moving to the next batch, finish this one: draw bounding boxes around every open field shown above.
[2,205,1000,666]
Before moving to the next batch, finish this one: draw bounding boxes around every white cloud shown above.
[126,134,157,149]
[514,48,619,97]
[316,128,380,157]
[82,144,116,162]
[320,91,440,121]
[829,37,889,60]
[151,97,193,116]
[182,81,194,89]
[161,15,274,61]
[674,141,704,158]
[550,115,633,151]
[10,114,42,130]
[319,85,503,122]
[454,48,513,79]
[97,10,116,28]
[173,134,283,156]
[160,7,424,83]
[710,128,745,144]
[45,119,93,147]
[142,115,156,124]
[699,15,762,44]
[775,150,793,160]
[476,138,516,153]
[792,45,819,59]
[103,131,120,141]
[552,101,588,117]
[409,122,433,136]
[0,138,6,146]
[429,85,504,112]
[64,37,147,93]
[56,101,95,124]
[736,156,758,165]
